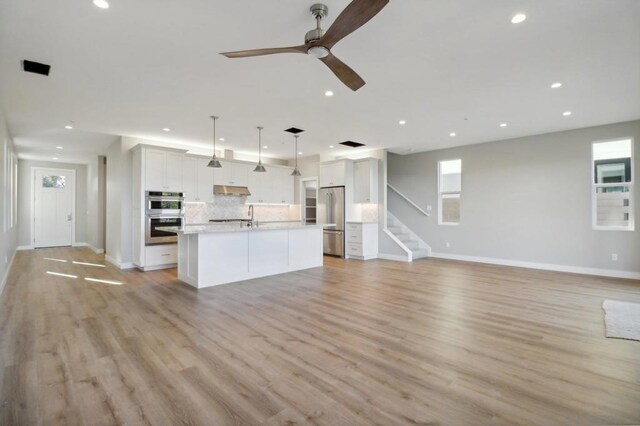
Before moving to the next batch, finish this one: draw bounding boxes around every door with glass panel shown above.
[34,168,75,247]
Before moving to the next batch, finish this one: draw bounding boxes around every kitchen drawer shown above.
[347,223,362,232]
[347,231,362,243]
[346,243,363,256]
[146,244,177,266]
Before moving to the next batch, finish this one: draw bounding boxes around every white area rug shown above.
[602,300,640,341]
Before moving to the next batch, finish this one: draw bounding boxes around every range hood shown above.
[213,185,251,196]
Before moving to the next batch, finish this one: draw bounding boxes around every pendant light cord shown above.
[211,116,219,158]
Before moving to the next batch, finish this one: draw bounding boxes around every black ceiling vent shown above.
[340,141,366,148]
[284,127,305,134]
[22,60,51,76]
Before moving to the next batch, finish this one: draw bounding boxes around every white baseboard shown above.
[105,255,135,270]
[16,245,33,251]
[377,253,410,262]
[430,252,640,280]
[73,242,105,254]
[0,250,17,298]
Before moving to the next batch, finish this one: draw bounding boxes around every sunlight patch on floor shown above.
[46,271,78,279]
[84,277,123,286]
[72,261,105,268]
[44,258,67,263]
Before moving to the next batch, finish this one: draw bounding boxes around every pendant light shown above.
[207,115,222,168]
[253,126,266,172]
[291,134,302,176]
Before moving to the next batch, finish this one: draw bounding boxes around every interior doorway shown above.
[300,177,318,224]
[33,167,76,248]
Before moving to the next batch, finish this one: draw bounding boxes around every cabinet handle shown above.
[161,253,170,256]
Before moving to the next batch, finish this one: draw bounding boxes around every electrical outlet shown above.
[445,242,450,248]
[611,253,618,261]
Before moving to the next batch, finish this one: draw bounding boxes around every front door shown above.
[34,168,75,248]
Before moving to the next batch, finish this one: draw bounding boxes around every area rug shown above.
[602,300,640,341]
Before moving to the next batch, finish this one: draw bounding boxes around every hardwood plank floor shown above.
[1,247,639,425]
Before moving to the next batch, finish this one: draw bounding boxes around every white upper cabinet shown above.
[353,159,379,203]
[246,165,294,204]
[214,161,249,187]
[183,157,214,202]
[182,157,197,201]
[145,149,184,192]
[319,161,346,187]
[196,159,214,202]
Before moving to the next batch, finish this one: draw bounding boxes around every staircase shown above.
[385,212,430,261]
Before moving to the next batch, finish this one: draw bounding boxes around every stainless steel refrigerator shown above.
[319,186,345,257]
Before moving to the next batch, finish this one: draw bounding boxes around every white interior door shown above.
[34,168,75,248]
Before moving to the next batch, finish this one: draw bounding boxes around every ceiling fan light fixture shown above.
[307,46,330,59]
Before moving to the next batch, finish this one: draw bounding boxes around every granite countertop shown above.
[158,222,334,235]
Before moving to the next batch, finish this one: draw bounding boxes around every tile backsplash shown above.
[184,197,293,224]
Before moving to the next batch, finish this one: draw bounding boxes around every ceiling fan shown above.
[220,0,389,91]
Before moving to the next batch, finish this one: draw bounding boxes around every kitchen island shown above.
[158,222,326,289]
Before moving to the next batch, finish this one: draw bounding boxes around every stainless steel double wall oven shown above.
[145,191,184,245]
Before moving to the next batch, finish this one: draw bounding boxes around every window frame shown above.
[591,137,634,231]
[438,158,462,226]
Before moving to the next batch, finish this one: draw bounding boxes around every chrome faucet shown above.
[248,205,254,227]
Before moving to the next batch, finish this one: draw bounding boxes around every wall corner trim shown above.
[105,255,135,270]
[430,252,640,280]
[0,251,17,298]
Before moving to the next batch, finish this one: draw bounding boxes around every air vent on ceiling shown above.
[22,60,51,76]
[284,127,305,134]
[340,141,366,148]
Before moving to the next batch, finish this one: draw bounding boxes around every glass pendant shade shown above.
[253,126,266,172]
[207,115,222,168]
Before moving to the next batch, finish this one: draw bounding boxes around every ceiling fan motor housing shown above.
[306,4,328,44]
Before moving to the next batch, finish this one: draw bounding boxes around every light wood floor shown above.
[1,247,639,425]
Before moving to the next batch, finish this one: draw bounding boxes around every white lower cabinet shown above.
[346,222,378,260]
[145,244,177,269]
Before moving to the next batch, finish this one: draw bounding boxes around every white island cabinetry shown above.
[166,223,324,289]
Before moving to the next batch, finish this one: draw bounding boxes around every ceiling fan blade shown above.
[320,0,389,49]
[221,45,307,58]
[319,53,365,91]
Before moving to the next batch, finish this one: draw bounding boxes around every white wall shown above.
[86,155,106,252]
[387,120,640,275]
[105,137,138,267]
[0,112,18,294]
[17,160,88,247]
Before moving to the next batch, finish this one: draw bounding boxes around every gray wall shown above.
[0,112,17,291]
[17,160,88,247]
[388,120,640,273]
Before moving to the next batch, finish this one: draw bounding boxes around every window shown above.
[438,159,461,225]
[42,175,66,188]
[592,138,634,231]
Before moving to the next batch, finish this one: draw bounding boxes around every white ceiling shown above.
[1,0,639,163]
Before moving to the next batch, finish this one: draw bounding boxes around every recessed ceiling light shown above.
[162,128,171,132]
[53,157,59,160]
[325,90,334,97]
[56,146,63,149]
[263,145,268,149]
[65,125,73,130]
[399,120,407,125]
[93,0,109,9]
[449,132,456,137]
[500,123,508,127]
[563,111,572,116]
[298,151,303,155]
[511,13,527,24]
[219,137,225,141]
[329,145,334,148]
[551,82,562,89]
